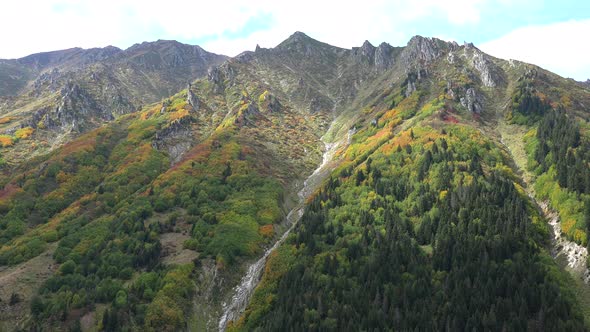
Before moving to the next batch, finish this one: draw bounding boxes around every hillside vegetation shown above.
[0,32,589,331]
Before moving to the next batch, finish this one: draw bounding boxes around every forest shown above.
[0,96,285,330]
[232,108,587,330]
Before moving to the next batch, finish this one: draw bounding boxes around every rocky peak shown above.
[361,40,376,55]
[400,36,459,70]
[351,40,397,72]
[17,46,123,71]
[287,31,312,43]
[351,40,376,65]
[18,48,82,69]
[401,36,441,65]
[122,40,226,70]
[375,42,395,71]
[275,31,340,57]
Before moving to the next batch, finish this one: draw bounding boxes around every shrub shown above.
[0,135,14,147]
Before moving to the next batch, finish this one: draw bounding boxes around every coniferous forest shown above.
[233,124,586,331]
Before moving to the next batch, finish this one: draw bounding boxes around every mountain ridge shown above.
[0,31,589,331]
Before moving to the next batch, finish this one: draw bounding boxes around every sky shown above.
[1,0,589,80]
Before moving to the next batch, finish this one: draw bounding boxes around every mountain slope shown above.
[0,41,227,165]
[0,32,589,331]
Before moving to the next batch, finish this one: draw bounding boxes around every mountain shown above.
[0,32,590,331]
[0,41,227,163]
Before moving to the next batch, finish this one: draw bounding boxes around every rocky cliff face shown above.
[463,43,502,88]
[152,116,194,165]
[400,36,457,70]
[460,87,484,113]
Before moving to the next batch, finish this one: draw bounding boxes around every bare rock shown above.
[186,83,200,111]
[152,116,194,165]
[351,40,376,66]
[375,42,395,71]
[405,81,416,97]
[460,88,483,113]
[463,43,501,87]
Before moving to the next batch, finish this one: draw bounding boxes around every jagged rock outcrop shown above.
[28,107,56,130]
[208,67,224,93]
[186,83,200,111]
[460,87,483,113]
[375,42,395,71]
[27,83,114,133]
[152,116,194,165]
[464,43,501,88]
[55,83,114,132]
[403,71,425,97]
[405,80,416,97]
[399,36,458,73]
[351,40,376,65]
[401,37,440,66]
[447,52,455,64]
[351,41,396,72]
[33,68,62,92]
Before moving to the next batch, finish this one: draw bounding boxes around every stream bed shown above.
[217,125,350,331]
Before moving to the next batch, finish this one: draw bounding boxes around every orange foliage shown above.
[140,107,161,120]
[391,130,413,147]
[0,183,22,202]
[380,108,400,122]
[174,141,212,170]
[259,224,274,238]
[536,91,548,103]
[366,127,392,144]
[57,133,96,158]
[0,117,12,124]
[0,135,14,147]
[169,108,189,121]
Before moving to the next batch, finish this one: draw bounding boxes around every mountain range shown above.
[0,31,589,331]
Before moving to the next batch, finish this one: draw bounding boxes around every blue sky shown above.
[1,0,589,80]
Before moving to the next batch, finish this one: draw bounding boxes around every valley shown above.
[0,31,589,331]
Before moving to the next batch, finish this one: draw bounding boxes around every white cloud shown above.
[480,19,590,81]
[1,0,586,81]
[0,0,483,59]
[199,0,487,56]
